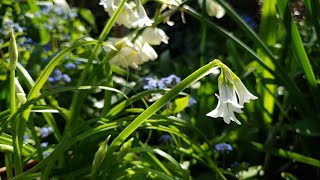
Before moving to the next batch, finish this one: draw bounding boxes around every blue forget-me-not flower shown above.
[215,143,233,153]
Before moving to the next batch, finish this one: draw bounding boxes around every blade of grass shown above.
[17,62,62,142]
[0,86,127,136]
[277,0,317,87]
[304,0,320,44]
[251,141,320,167]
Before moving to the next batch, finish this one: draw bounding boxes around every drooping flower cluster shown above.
[206,64,257,125]
[108,27,169,68]
[99,0,153,28]
[198,0,225,19]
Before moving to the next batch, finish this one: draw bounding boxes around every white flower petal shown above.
[141,27,169,45]
[206,95,223,118]
[132,4,153,27]
[140,43,158,61]
[206,94,243,125]
[233,77,258,105]
[99,0,116,10]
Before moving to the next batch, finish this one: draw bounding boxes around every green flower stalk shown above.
[9,30,23,177]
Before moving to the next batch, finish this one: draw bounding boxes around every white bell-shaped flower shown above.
[108,37,158,68]
[132,3,154,27]
[206,64,257,125]
[141,27,169,45]
[100,0,153,28]
[233,76,258,106]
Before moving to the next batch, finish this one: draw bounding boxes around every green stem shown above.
[107,60,221,157]
[101,62,113,116]
[10,68,23,176]
[68,0,128,131]
[5,154,13,178]
[10,70,16,126]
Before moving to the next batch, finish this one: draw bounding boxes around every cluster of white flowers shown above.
[206,64,257,125]
[108,27,169,68]
[198,0,225,19]
[99,0,153,28]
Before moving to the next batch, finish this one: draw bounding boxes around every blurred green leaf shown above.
[162,96,189,115]
[79,9,96,27]
[277,0,317,87]
[281,172,298,180]
[293,118,320,137]
[237,165,262,179]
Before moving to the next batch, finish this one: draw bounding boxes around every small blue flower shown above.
[43,151,50,157]
[241,14,257,29]
[188,97,197,107]
[53,6,65,16]
[40,142,49,148]
[158,75,181,89]
[43,43,52,51]
[163,74,181,84]
[47,127,53,133]
[64,62,76,69]
[62,74,71,82]
[48,69,63,82]
[41,5,52,15]
[41,127,49,138]
[158,134,173,143]
[231,161,240,168]
[23,134,29,143]
[41,126,53,138]
[157,80,166,89]
[215,143,233,153]
[70,11,78,18]
[34,11,41,18]
[48,69,71,83]
[143,77,158,90]
[24,38,33,45]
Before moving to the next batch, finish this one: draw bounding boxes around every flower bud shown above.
[92,135,111,174]
[9,30,18,70]
[117,138,134,161]
[15,78,25,94]
[16,93,27,106]
[198,0,225,19]
[15,78,27,106]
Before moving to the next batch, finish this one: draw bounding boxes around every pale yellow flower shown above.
[198,0,226,19]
